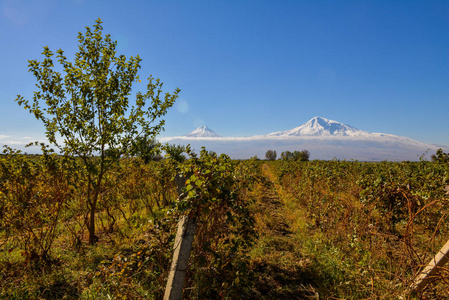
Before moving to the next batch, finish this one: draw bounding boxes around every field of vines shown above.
[1,148,449,299]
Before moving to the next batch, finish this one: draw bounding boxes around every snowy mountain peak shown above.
[185,125,221,137]
[268,116,368,137]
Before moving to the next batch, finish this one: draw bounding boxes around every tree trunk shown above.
[88,201,96,245]
[88,169,104,245]
[88,187,100,245]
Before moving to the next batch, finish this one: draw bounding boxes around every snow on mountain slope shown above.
[268,116,369,137]
[185,125,221,137]
[159,117,445,161]
[163,136,439,161]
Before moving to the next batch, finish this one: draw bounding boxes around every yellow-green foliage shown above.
[270,160,449,298]
[1,154,448,299]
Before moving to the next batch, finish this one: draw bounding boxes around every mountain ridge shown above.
[161,117,444,161]
[268,116,369,137]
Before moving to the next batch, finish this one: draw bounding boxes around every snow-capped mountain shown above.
[268,116,368,137]
[185,125,221,137]
[159,117,444,161]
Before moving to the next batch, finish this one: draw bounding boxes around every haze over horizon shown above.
[1,1,448,151]
[159,116,442,161]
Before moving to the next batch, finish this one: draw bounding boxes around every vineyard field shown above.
[0,151,448,299]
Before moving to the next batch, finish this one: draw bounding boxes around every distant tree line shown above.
[265,149,310,161]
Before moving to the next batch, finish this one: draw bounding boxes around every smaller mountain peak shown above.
[185,126,221,137]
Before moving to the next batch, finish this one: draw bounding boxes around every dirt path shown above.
[257,163,293,236]
[248,163,318,299]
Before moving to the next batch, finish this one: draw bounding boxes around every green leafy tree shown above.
[431,149,449,163]
[431,148,449,183]
[281,150,309,161]
[164,143,187,163]
[293,150,310,161]
[265,149,277,161]
[280,150,293,161]
[16,19,180,244]
[129,135,162,163]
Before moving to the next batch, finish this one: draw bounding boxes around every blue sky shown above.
[1,0,448,150]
